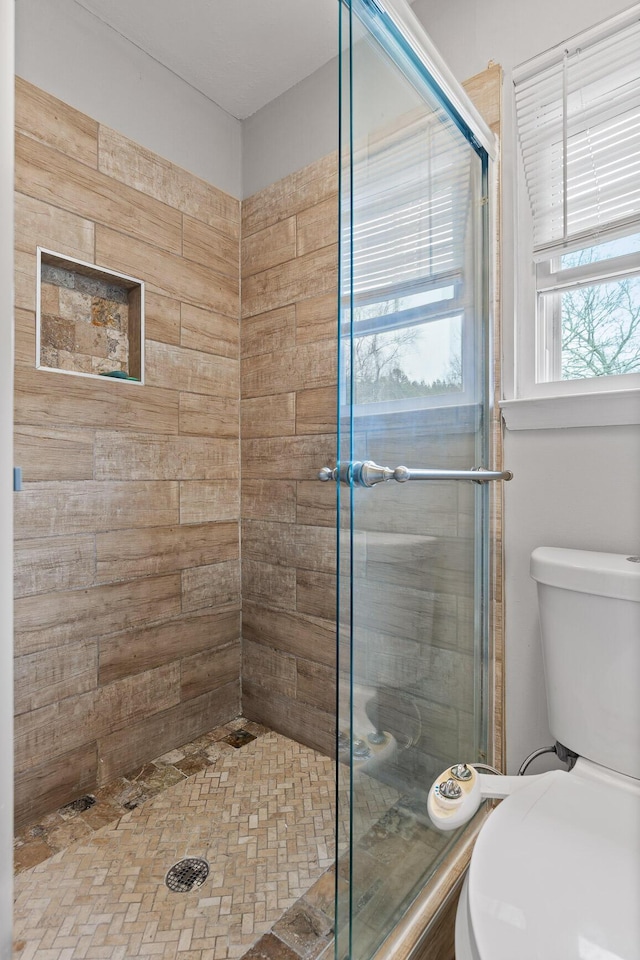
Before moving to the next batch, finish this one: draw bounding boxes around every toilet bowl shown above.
[429,548,640,959]
[456,759,640,959]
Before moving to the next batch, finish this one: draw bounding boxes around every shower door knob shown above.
[318,460,513,486]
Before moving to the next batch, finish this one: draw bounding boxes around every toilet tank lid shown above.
[530,546,640,602]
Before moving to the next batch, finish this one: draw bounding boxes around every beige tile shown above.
[94,431,238,480]
[99,607,241,684]
[295,292,337,345]
[241,479,297,523]
[14,733,334,958]
[14,425,94,482]
[242,244,337,319]
[181,561,241,612]
[296,659,336,713]
[13,835,56,873]
[243,690,335,758]
[242,559,297,612]
[16,132,182,255]
[98,683,240,782]
[179,393,239,439]
[16,77,98,168]
[183,214,239,280]
[180,480,240,523]
[296,570,336,621]
[241,393,296,439]
[242,152,337,237]
[15,191,94,262]
[145,291,181,345]
[243,519,335,575]
[14,573,182,657]
[241,305,296,359]
[14,742,97,829]
[98,124,240,226]
[14,250,36,312]
[96,223,239,317]
[14,533,95,598]
[242,217,297,279]
[242,435,335,481]
[296,386,336,435]
[97,663,181,733]
[15,365,179,435]
[14,690,99,774]
[181,302,239,359]
[296,480,336,528]
[14,639,97,716]
[181,642,241,700]
[14,480,179,538]
[242,340,335,398]
[297,196,337,257]
[14,308,36,368]
[146,339,239,399]
[243,601,335,667]
[95,521,239,580]
[242,639,297,700]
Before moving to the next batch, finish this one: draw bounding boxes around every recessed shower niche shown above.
[36,247,145,382]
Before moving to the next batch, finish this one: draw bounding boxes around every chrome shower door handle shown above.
[317,460,513,486]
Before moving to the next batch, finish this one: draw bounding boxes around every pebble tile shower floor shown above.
[13,723,335,960]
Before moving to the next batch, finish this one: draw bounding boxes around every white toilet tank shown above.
[531,547,640,780]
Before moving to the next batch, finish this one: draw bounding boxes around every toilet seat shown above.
[463,764,640,960]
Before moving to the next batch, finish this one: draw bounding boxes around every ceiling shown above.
[73,0,340,120]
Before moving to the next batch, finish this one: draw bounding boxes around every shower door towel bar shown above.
[318,460,513,487]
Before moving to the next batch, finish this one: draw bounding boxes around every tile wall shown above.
[13,78,242,827]
[240,156,339,756]
[13,64,503,826]
[240,65,504,781]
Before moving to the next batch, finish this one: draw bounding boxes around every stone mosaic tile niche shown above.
[37,249,143,380]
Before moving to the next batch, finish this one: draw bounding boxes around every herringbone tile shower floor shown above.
[13,733,335,960]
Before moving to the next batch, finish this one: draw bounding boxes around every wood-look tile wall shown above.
[240,65,504,779]
[13,78,241,827]
[240,156,338,757]
[13,65,503,828]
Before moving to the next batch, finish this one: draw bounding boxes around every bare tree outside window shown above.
[558,237,640,381]
[345,298,463,404]
[561,277,640,379]
[349,325,462,403]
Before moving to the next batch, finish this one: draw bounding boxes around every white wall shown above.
[15,0,242,198]
[0,0,13,950]
[242,58,337,198]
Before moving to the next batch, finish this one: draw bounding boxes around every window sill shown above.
[500,388,640,430]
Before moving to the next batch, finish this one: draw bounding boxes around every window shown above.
[342,109,483,415]
[513,5,640,404]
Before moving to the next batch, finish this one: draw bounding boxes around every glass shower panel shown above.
[336,2,490,958]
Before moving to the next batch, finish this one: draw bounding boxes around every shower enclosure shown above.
[329,2,503,956]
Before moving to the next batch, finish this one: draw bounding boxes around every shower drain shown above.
[165,857,210,893]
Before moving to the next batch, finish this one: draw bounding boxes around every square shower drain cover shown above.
[165,857,210,892]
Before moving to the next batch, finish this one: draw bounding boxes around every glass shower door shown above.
[332,2,502,958]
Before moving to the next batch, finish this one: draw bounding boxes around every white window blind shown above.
[347,114,473,300]
[514,7,640,257]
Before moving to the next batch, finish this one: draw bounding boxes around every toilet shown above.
[437,547,640,959]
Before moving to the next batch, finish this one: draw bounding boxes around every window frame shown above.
[508,8,640,427]
[535,242,640,386]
